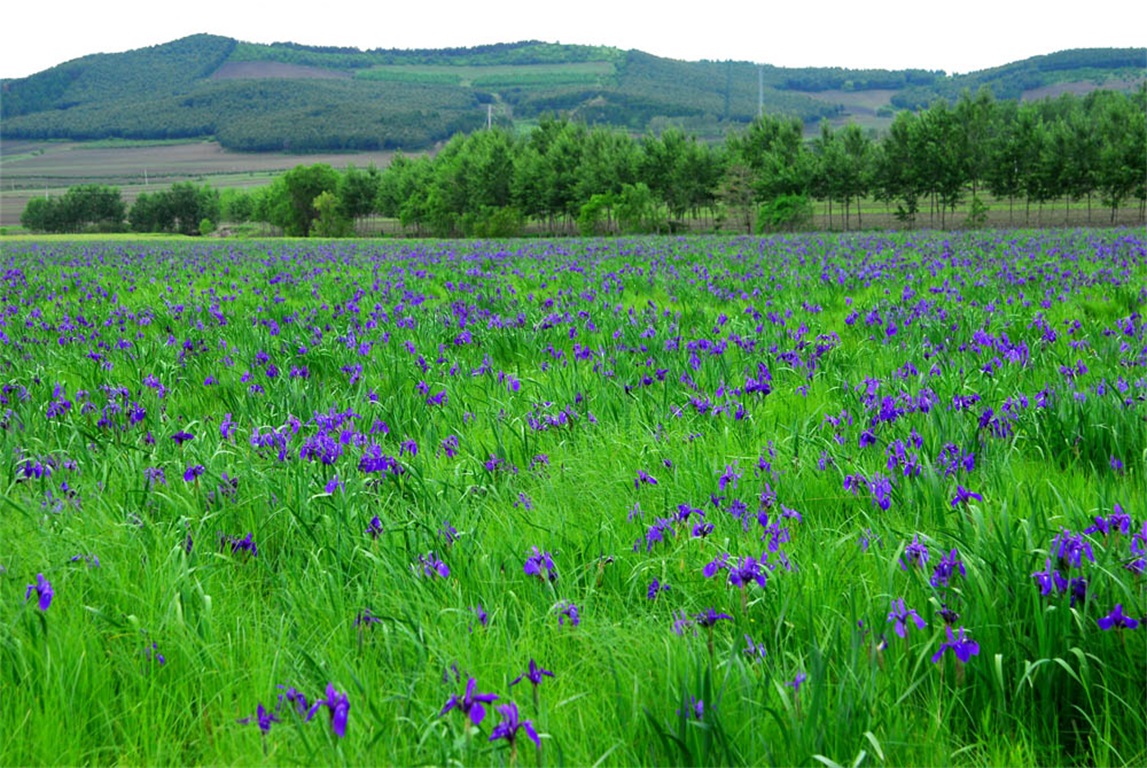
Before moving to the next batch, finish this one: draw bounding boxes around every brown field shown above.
[0,140,409,227]
[1021,76,1145,101]
[210,61,351,80]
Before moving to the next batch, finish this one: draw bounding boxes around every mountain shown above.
[1,35,1143,152]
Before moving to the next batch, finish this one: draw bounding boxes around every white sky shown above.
[1,0,1143,80]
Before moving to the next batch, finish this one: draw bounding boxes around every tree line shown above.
[21,88,1146,237]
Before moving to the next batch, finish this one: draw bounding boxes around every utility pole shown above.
[487,103,492,130]
[758,65,764,119]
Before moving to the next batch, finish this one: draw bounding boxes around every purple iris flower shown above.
[931,625,980,663]
[238,703,280,734]
[930,549,966,587]
[635,469,658,489]
[441,677,498,726]
[900,535,930,570]
[25,573,53,611]
[727,555,769,589]
[172,430,194,445]
[951,486,983,508]
[556,601,580,627]
[1097,604,1140,631]
[306,684,350,738]
[510,659,554,689]
[743,635,767,661]
[694,608,733,628]
[416,552,449,578]
[183,464,205,482]
[524,547,556,582]
[887,598,927,638]
[488,701,540,749]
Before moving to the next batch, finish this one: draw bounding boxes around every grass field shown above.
[0,231,1143,766]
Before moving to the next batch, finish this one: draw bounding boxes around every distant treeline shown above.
[20,88,1146,237]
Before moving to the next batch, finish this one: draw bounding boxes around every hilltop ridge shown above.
[2,35,1143,151]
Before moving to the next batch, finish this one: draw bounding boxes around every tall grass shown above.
[0,230,1143,765]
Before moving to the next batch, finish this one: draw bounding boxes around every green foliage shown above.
[198,218,215,236]
[615,182,667,234]
[757,193,814,232]
[2,36,1141,154]
[130,182,220,236]
[264,164,341,236]
[964,195,990,228]
[578,193,615,235]
[20,185,126,233]
[311,191,352,238]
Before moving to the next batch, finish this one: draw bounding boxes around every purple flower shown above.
[25,573,53,611]
[354,608,382,628]
[635,469,658,490]
[441,677,498,726]
[887,598,927,639]
[470,604,488,628]
[220,413,235,440]
[694,608,733,628]
[647,578,670,600]
[1032,558,1068,596]
[222,532,258,558]
[1052,529,1094,568]
[743,635,767,661]
[1097,604,1140,631]
[930,548,966,587]
[787,672,807,693]
[238,703,280,734]
[728,555,769,590]
[718,463,741,491]
[951,485,983,508]
[556,601,580,627]
[364,515,383,538]
[306,684,349,738]
[677,695,704,720]
[692,521,714,538]
[488,701,540,749]
[416,552,449,578]
[1085,503,1132,536]
[440,521,459,546]
[510,659,554,689]
[703,553,730,578]
[931,625,980,664]
[900,535,930,570]
[278,686,310,716]
[183,464,205,482]
[171,430,194,445]
[524,547,556,582]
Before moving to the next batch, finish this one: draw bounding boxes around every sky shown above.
[1,0,1143,80]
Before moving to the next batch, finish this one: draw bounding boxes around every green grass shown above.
[0,230,1143,766]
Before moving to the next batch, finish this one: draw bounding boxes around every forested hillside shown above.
[1,35,1143,152]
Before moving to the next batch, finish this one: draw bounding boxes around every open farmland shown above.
[0,231,1144,766]
[0,140,404,228]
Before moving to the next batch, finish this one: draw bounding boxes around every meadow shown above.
[0,230,1144,766]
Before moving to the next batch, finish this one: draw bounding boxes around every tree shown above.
[20,185,125,233]
[338,164,382,233]
[266,164,341,236]
[873,110,922,227]
[312,190,353,237]
[614,182,666,234]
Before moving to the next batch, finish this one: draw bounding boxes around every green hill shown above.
[1,35,1142,152]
